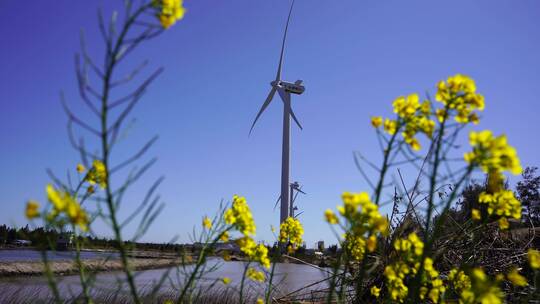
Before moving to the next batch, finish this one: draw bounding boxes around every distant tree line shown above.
[0,224,185,252]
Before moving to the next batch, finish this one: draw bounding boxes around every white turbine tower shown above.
[249,0,304,225]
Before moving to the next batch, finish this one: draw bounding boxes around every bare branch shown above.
[98,8,113,59]
[108,67,163,109]
[353,152,375,190]
[75,54,101,116]
[110,60,148,88]
[60,92,101,136]
[110,136,159,174]
[121,176,164,228]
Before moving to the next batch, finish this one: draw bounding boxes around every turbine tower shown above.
[249,0,304,225]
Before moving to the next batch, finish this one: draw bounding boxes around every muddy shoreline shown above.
[0,249,191,277]
[0,257,185,277]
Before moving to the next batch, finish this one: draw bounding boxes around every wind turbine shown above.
[273,181,307,218]
[249,0,305,225]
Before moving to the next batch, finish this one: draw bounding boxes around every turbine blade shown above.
[275,0,296,81]
[273,195,281,211]
[249,88,277,135]
[289,105,303,130]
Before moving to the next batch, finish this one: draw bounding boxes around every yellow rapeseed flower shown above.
[222,277,231,285]
[498,217,509,230]
[220,231,229,242]
[224,195,256,236]
[25,200,40,219]
[202,216,212,229]
[46,184,89,231]
[366,235,377,252]
[435,74,485,124]
[153,0,186,29]
[370,286,380,298]
[86,160,107,189]
[507,268,527,286]
[330,191,388,261]
[256,298,264,304]
[436,108,446,123]
[376,92,435,151]
[235,236,270,269]
[383,118,397,135]
[279,217,304,252]
[371,116,383,128]
[478,189,521,229]
[385,233,445,303]
[393,94,420,119]
[471,208,481,221]
[528,249,540,269]
[324,209,339,224]
[76,163,86,173]
[464,130,522,175]
[246,267,265,282]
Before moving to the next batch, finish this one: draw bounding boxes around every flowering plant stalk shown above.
[323,74,534,303]
[25,1,186,303]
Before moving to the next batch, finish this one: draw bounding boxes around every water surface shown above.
[0,258,330,301]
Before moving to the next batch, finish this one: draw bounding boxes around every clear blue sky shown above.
[1,0,539,246]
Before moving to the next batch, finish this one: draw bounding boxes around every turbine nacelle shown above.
[271,80,305,95]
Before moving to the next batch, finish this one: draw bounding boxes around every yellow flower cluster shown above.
[373,93,435,151]
[46,184,89,231]
[478,190,521,229]
[220,231,229,242]
[370,286,381,298]
[225,195,256,236]
[235,237,270,268]
[435,74,484,124]
[246,267,265,282]
[85,160,107,189]
[384,233,445,303]
[326,192,388,261]
[225,196,270,269]
[464,130,522,176]
[152,0,186,29]
[528,249,540,269]
[278,217,304,252]
[25,200,40,219]
[76,164,86,173]
[448,269,471,292]
[448,268,504,304]
[462,130,523,228]
[506,268,527,287]
[324,209,339,224]
[202,216,212,229]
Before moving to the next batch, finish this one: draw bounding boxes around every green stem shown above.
[41,248,62,304]
[374,130,399,205]
[98,4,151,304]
[326,251,342,304]
[264,248,280,304]
[177,231,225,303]
[239,261,251,304]
[406,119,446,303]
[74,229,92,303]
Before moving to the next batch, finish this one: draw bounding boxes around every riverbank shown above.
[0,257,185,277]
